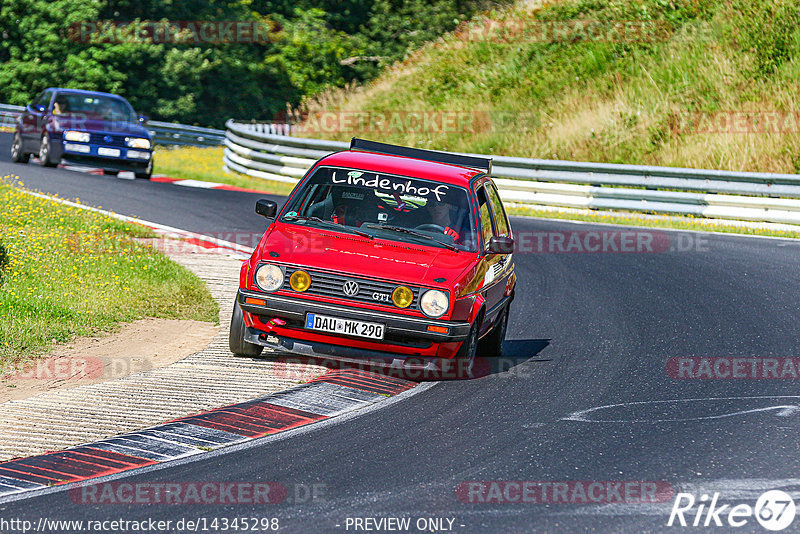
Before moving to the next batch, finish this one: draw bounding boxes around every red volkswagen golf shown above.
[230,139,515,376]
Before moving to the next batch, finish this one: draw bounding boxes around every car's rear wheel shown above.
[229,299,263,357]
[11,132,29,163]
[102,169,119,176]
[478,305,509,358]
[38,134,57,167]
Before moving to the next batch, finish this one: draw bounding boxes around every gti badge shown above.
[342,281,359,296]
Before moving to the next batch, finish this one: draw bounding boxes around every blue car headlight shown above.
[125,137,151,150]
[63,131,90,143]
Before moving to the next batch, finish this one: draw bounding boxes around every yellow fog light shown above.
[289,270,311,292]
[392,286,413,308]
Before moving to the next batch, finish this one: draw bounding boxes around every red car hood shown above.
[259,223,476,287]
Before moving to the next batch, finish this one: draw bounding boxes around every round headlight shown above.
[420,289,449,318]
[255,264,284,292]
[289,270,311,292]
[392,286,414,308]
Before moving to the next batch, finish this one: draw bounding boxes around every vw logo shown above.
[103,135,113,144]
[342,280,359,296]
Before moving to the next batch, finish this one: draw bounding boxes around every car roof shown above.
[316,150,484,188]
[46,88,128,100]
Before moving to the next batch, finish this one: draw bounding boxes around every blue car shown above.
[11,88,153,179]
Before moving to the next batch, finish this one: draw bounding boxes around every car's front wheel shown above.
[478,305,509,358]
[11,132,29,164]
[38,134,57,167]
[135,159,152,180]
[229,299,263,357]
[455,318,480,378]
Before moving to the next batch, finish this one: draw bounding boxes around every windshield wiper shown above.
[284,214,373,240]
[364,224,458,252]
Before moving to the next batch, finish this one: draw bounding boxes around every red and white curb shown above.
[0,370,416,499]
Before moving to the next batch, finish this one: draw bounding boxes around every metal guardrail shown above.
[223,120,800,226]
[0,103,226,147]
[0,104,23,130]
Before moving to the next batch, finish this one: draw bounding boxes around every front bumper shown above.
[244,330,466,374]
[238,289,471,343]
[57,141,152,171]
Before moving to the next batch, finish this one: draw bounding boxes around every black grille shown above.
[283,266,421,308]
[89,133,127,147]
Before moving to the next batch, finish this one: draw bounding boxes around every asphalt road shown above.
[2,132,800,533]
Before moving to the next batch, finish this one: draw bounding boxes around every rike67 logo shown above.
[668,490,796,531]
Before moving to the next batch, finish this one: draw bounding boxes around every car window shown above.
[485,182,510,237]
[52,93,137,122]
[33,91,52,109]
[476,185,495,248]
[281,166,479,252]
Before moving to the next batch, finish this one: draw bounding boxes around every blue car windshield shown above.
[53,93,137,123]
[281,166,479,252]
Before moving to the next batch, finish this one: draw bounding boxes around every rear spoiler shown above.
[350,137,492,175]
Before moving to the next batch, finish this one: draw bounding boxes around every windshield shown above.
[53,93,137,123]
[281,166,478,252]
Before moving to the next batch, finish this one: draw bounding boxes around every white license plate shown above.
[98,147,120,157]
[305,313,384,340]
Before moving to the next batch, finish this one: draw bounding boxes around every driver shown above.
[423,198,468,244]
[53,96,69,115]
[331,186,377,227]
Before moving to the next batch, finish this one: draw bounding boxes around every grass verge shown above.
[0,179,219,365]
[154,146,297,196]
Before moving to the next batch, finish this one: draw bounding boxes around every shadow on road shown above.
[469,338,551,379]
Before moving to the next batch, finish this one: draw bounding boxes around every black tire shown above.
[11,132,29,163]
[135,159,153,179]
[38,134,57,167]
[102,169,119,176]
[478,305,509,358]
[229,299,263,357]
[455,317,480,378]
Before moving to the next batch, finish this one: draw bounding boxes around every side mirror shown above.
[487,235,514,254]
[138,114,148,124]
[255,199,278,219]
[28,104,45,114]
